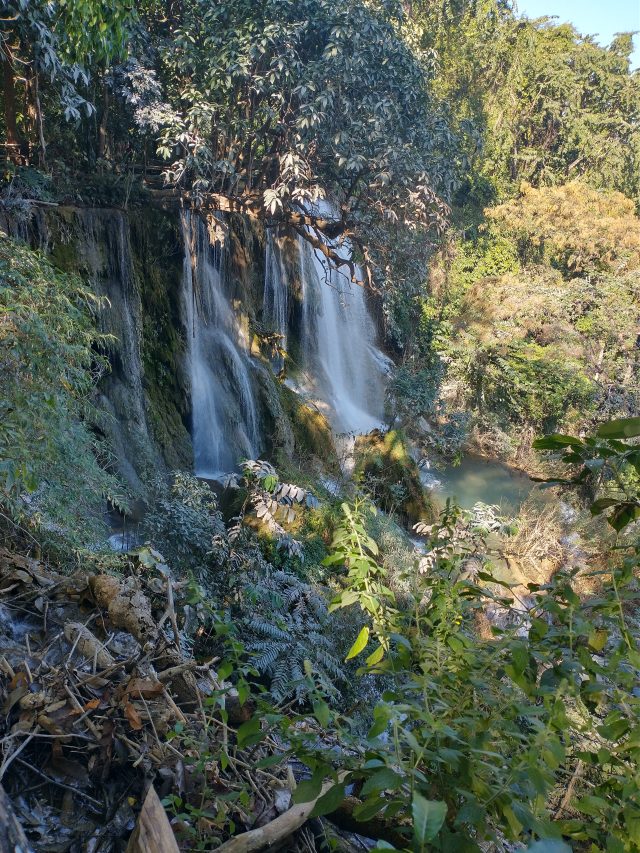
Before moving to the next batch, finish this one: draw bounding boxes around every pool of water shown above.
[423,453,541,515]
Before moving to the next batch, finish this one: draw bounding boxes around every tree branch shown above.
[215,772,348,853]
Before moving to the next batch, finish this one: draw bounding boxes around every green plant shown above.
[325,499,399,666]
[241,459,320,560]
[145,471,225,574]
[244,569,345,704]
[291,420,640,850]
[0,231,125,543]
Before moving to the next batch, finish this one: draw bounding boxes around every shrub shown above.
[0,231,124,543]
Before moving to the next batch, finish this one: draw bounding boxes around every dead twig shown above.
[15,757,104,809]
[0,726,40,781]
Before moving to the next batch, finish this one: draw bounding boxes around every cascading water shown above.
[78,209,162,491]
[296,223,390,435]
[181,210,260,476]
[262,229,288,372]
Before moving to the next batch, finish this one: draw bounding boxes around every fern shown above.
[242,569,345,704]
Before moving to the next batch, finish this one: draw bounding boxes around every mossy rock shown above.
[354,429,433,526]
[278,385,338,471]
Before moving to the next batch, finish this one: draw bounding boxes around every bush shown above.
[487,181,640,275]
[0,231,124,543]
[145,472,225,574]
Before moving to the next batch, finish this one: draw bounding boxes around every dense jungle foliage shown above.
[1,1,639,851]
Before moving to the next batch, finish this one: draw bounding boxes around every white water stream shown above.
[183,204,390,476]
[263,229,288,372]
[181,211,260,476]
[297,232,389,434]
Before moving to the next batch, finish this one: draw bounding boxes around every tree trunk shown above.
[33,70,46,169]
[2,51,21,160]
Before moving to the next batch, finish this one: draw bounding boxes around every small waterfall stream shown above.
[77,208,162,491]
[263,229,288,372]
[181,211,260,476]
[297,233,389,435]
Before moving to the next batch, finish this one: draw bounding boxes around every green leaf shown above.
[588,628,608,651]
[361,767,403,797]
[292,769,325,804]
[310,783,345,817]
[217,660,233,680]
[366,644,385,666]
[353,795,387,822]
[525,842,572,853]
[533,434,583,450]
[589,498,620,516]
[412,793,447,847]
[312,698,331,728]
[596,417,640,439]
[346,626,370,660]
[236,716,262,748]
[609,502,640,532]
[511,642,529,675]
[574,795,610,817]
[255,752,286,769]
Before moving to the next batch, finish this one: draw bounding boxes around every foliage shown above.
[387,364,442,423]
[153,0,458,289]
[488,182,640,275]
[324,499,399,665]
[243,569,345,703]
[418,4,640,205]
[145,472,225,573]
[0,231,124,541]
[354,429,433,524]
[240,459,320,559]
[429,184,640,448]
[2,1,135,67]
[451,338,595,431]
[138,419,640,850]
[0,0,136,160]
[290,425,640,850]
[533,416,640,533]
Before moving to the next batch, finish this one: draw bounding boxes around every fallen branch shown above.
[555,759,585,818]
[215,772,348,853]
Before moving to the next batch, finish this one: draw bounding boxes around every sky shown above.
[516,0,640,68]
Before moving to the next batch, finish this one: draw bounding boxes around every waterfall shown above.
[262,229,288,372]
[181,210,260,476]
[297,223,389,435]
[77,209,162,491]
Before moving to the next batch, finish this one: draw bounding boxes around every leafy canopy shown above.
[155,0,458,283]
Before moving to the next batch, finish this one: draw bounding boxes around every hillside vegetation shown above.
[1,2,639,851]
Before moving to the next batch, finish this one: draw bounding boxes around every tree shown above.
[410,3,640,209]
[151,0,459,285]
[487,182,640,275]
[0,231,124,541]
[0,0,135,164]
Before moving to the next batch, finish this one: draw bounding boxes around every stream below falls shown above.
[420,453,547,515]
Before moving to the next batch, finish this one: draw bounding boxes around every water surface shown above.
[424,454,541,515]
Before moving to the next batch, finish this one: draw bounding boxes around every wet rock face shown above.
[4,201,388,491]
[6,205,193,493]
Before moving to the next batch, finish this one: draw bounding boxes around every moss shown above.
[131,210,192,470]
[354,429,434,526]
[277,384,337,471]
[46,208,81,272]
